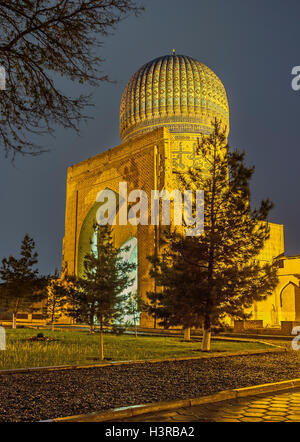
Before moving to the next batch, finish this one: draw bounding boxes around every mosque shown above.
[61,53,300,331]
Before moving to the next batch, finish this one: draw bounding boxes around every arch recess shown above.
[280,281,300,322]
[77,188,119,277]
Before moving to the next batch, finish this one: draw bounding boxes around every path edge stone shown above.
[48,371,300,422]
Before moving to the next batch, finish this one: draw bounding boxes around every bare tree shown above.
[0,0,143,157]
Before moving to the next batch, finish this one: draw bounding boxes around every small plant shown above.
[111,324,126,335]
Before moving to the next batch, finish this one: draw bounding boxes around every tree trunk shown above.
[134,317,138,338]
[99,327,104,361]
[51,311,55,331]
[90,322,95,334]
[202,328,211,352]
[12,313,16,329]
[184,328,191,341]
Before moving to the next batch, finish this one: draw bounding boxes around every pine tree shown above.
[64,275,97,333]
[123,291,146,338]
[0,234,45,328]
[147,119,279,351]
[43,269,66,330]
[75,224,136,359]
[60,276,83,326]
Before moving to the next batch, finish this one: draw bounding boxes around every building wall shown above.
[248,222,285,326]
[62,126,300,330]
[62,127,172,327]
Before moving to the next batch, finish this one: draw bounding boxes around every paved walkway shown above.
[116,389,300,422]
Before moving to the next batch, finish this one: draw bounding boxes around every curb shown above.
[49,377,300,422]
[0,347,285,376]
[222,333,293,341]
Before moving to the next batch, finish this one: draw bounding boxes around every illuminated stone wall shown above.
[275,256,300,323]
[248,223,285,326]
[62,127,172,327]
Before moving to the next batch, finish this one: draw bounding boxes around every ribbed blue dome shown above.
[120,54,229,142]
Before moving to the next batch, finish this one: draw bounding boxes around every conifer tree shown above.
[74,224,136,359]
[59,276,83,326]
[147,119,279,351]
[0,234,45,328]
[123,290,146,337]
[43,269,66,330]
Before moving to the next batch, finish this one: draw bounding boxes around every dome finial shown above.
[172,49,176,56]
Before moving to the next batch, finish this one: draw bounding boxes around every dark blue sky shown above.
[1,0,300,275]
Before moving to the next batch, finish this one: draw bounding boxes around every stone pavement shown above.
[116,389,300,422]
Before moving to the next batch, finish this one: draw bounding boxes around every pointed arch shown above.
[280,281,300,322]
[280,281,298,307]
[77,188,119,277]
[117,236,139,325]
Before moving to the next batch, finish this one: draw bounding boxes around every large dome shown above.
[120,54,229,142]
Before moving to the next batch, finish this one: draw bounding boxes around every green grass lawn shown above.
[0,328,272,370]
